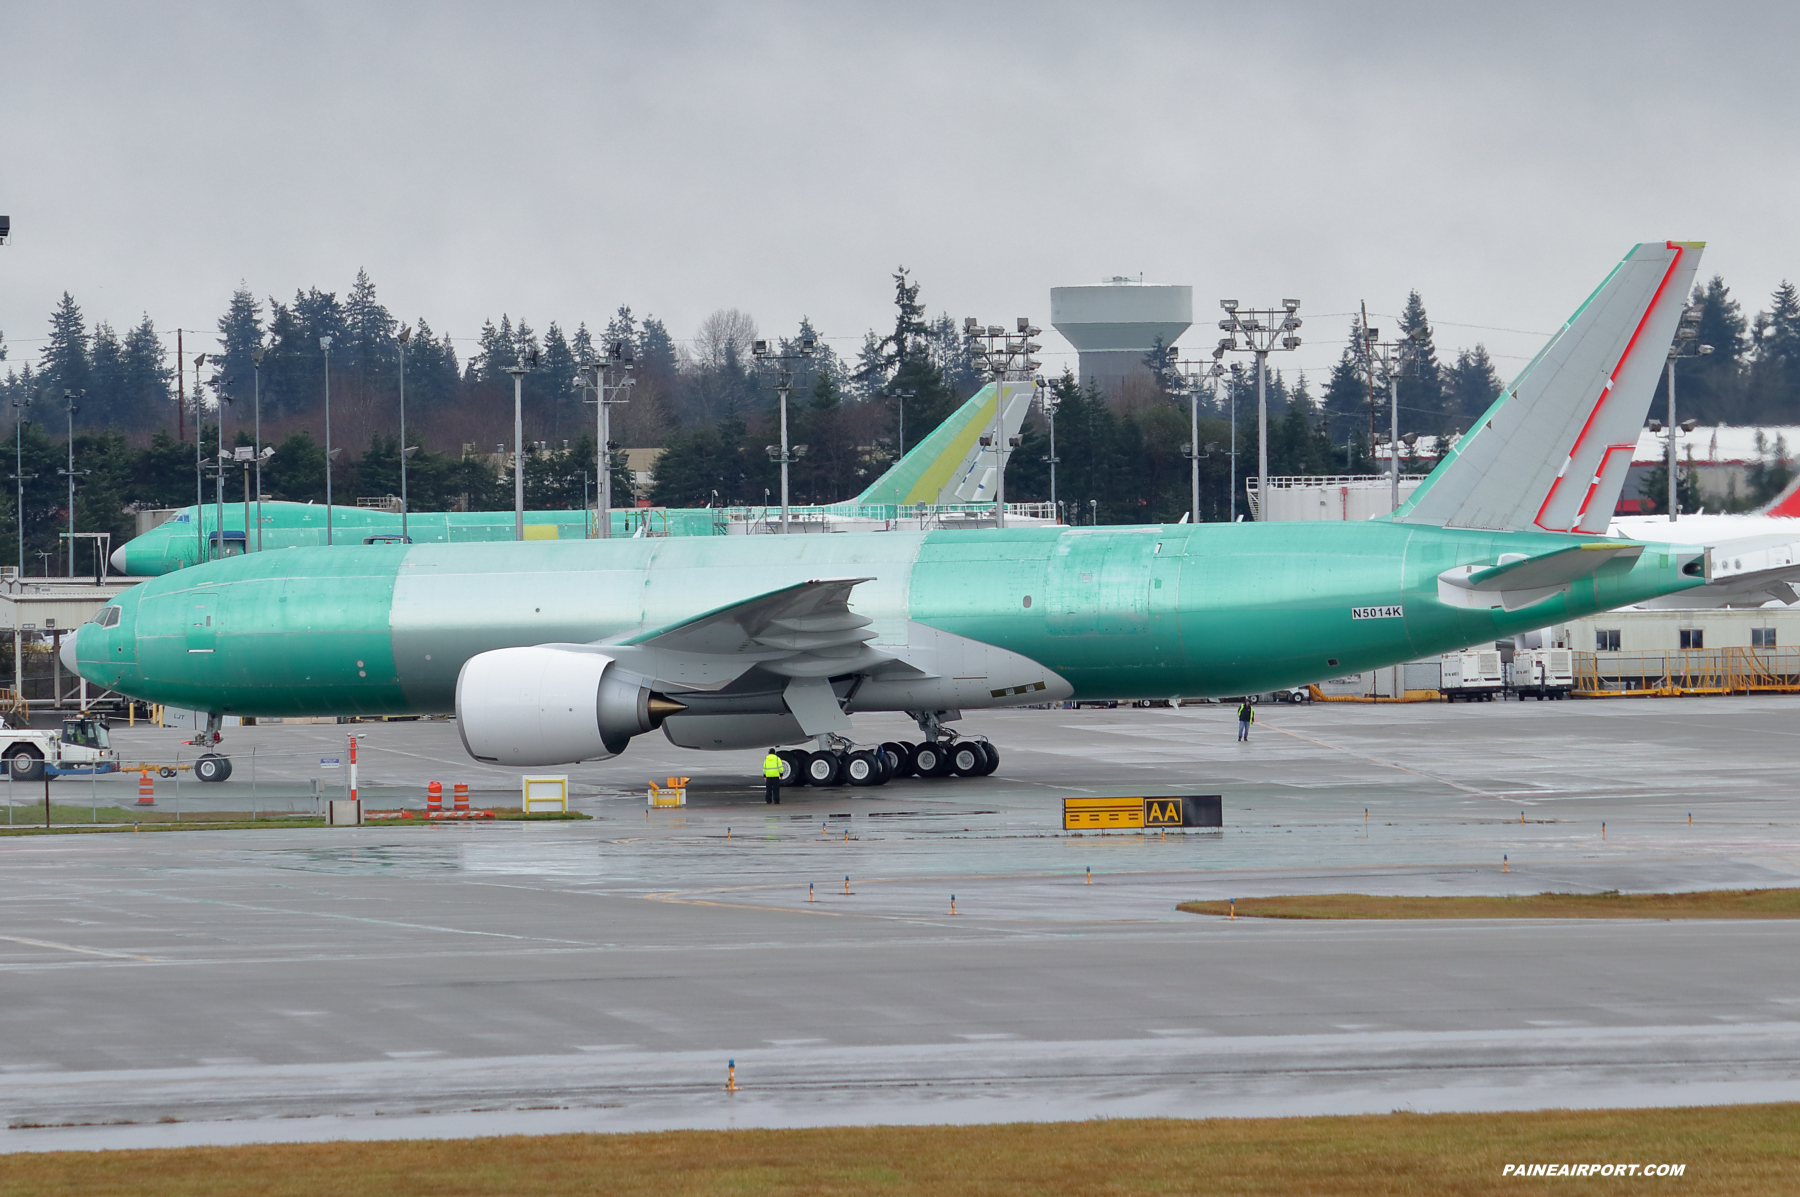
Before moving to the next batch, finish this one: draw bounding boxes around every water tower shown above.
[1050,278,1193,396]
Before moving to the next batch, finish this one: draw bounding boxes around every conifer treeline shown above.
[0,267,1797,570]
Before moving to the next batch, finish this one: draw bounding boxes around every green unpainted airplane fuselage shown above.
[74,521,1704,720]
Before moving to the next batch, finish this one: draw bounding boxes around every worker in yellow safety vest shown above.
[763,749,783,804]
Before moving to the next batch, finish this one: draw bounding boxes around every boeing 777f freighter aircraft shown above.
[66,243,1708,787]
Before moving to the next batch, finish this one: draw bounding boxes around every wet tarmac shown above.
[3,698,1798,1150]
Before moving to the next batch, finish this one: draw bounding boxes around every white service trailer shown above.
[1440,650,1506,702]
[1509,649,1575,700]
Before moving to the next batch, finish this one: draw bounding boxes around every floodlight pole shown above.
[1664,304,1711,522]
[11,394,32,574]
[504,358,530,541]
[963,318,1043,529]
[320,336,334,546]
[1215,301,1302,520]
[1035,378,1060,521]
[752,338,815,535]
[251,347,265,551]
[397,328,410,542]
[587,344,634,540]
[1173,361,1221,523]
[193,353,207,561]
[62,391,86,578]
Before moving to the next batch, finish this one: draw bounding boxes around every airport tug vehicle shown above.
[0,717,122,782]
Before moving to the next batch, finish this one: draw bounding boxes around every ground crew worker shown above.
[763,749,783,804]
[1236,700,1255,742]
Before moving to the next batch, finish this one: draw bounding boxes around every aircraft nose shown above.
[59,628,80,676]
[109,546,130,575]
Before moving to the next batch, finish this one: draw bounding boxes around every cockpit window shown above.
[172,513,192,523]
[89,606,121,628]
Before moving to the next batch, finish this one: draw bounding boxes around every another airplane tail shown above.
[1756,472,1800,517]
[1394,242,1703,533]
[852,382,1034,507]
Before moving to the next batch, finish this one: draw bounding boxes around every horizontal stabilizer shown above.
[1396,242,1703,533]
[1437,543,1643,612]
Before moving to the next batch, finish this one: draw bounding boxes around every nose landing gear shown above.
[188,712,234,784]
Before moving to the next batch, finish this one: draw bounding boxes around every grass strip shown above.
[1178,888,1800,919]
[2,1106,1792,1196]
[0,805,589,835]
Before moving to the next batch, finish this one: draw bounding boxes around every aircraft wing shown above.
[1438,542,1645,612]
[1632,533,1800,608]
[596,576,897,687]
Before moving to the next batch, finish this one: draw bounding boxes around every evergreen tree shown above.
[1320,325,1370,445]
[1445,345,1503,425]
[88,322,123,427]
[538,321,578,438]
[263,430,328,502]
[635,315,678,384]
[1395,292,1446,434]
[400,317,458,409]
[342,268,396,371]
[39,292,90,407]
[474,317,515,383]
[212,287,264,424]
[1748,280,1800,421]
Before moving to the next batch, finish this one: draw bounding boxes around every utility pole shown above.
[503,349,536,541]
[752,336,815,534]
[397,326,410,543]
[1357,325,1419,512]
[1172,360,1223,523]
[963,317,1043,529]
[251,346,265,551]
[1034,378,1060,521]
[585,342,634,539]
[1663,303,1711,521]
[319,337,333,546]
[177,329,185,442]
[59,391,88,578]
[192,354,207,562]
[11,392,34,575]
[1215,300,1302,519]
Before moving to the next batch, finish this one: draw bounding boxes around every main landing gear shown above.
[188,713,234,784]
[771,714,1002,790]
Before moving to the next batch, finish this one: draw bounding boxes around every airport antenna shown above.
[1662,304,1712,522]
[583,341,635,540]
[1215,299,1302,519]
[752,335,816,535]
[319,337,335,546]
[963,317,1042,529]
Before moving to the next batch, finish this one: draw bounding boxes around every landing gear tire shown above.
[194,754,233,784]
[880,742,913,778]
[950,742,986,776]
[775,750,808,785]
[6,751,45,783]
[805,750,844,787]
[972,742,1000,776]
[845,751,886,787]
[912,743,955,778]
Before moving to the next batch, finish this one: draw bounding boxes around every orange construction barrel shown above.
[427,781,442,813]
[453,782,469,812]
[137,769,155,806]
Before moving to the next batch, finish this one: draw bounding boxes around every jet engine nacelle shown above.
[456,647,660,766]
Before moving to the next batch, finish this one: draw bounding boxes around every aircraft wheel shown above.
[805,750,844,787]
[880,741,913,778]
[844,751,883,787]
[194,754,232,784]
[949,742,986,776]
[5,750,45,783]
[972,742,1000,776]
[911,742,954,778]
[776,750,807,785]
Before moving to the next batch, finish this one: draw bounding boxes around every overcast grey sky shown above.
[2,1,1795,383]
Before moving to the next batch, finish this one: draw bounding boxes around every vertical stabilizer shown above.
[1395,242,1703,532]
[852,382,1034,507]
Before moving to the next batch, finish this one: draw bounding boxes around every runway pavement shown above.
[3,698,1799,1150]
